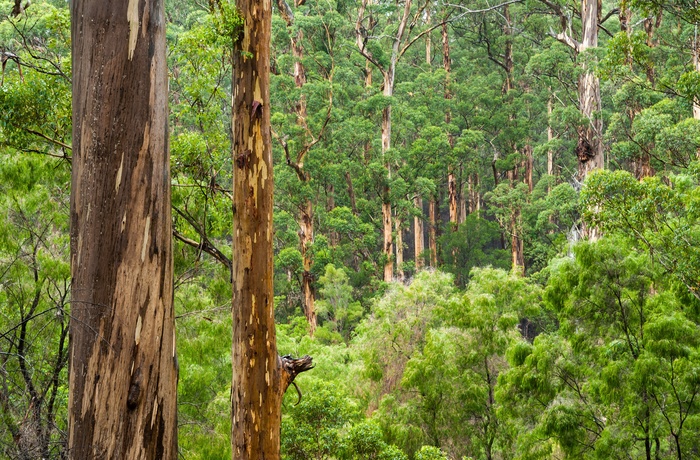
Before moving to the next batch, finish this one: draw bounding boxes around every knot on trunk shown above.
[576,127,594,163]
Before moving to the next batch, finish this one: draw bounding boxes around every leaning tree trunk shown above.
[69,0,177,458]
[232,0,312,457]
[577,0,604,180]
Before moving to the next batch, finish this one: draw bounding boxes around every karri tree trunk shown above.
[274,0,327,336]
[576,0,604,180]
[232,0,313,457]
[69,0,178,458]
[428,198,438,267]
[300,200,317,335]
[356,0,419,282]
[443,21,458,231]
[544,0,604,180]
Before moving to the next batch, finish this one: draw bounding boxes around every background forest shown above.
[2,0,700,458]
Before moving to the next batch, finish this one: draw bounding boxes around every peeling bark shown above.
[69,0,177,457]
[232,0,312,455]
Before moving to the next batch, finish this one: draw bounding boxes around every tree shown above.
[543,0,606,180]
[68,0,178,457]
[230,0,313,456]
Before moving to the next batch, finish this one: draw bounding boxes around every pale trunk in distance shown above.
[547,93,554,193]
[694,25,700,122]
[381,70,394,282]
[275,0,318,335]
[69,0,177,457]
[300,200,317,336]
[694,25,700,159]
[443,22,458,231]
[577,0,604,180]
[414,195,424,270]
[395,217,404,281]
[428,198,438,267]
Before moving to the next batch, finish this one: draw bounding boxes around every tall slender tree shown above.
[543,0,605,180]
[69,0,178,457]
[231,0,313,456]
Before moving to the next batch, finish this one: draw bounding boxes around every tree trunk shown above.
[231,0,313,457]
[276,0,321,334]
[300,200,317,336]
[382,197,393,282]
[524,144,533,193]
[346,171,358,215]
[381,71,394,282]
[577,0,604,180]
[448,169,458,229]
[395,216,404,281]
[694,24,700,121]
[428,198,438,267]
[414,195,424,270]
[425,7,431,64]
[357,0,413,282]
[643,11,662,87]
[510,208,525,276]
[327,183,339,247]
[547,93,554,192]
[69,0,177,458]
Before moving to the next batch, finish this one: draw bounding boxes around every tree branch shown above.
[279,354,314,395]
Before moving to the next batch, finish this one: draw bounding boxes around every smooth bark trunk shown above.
[69,0,178,457]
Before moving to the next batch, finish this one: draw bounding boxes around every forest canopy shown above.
[2,0,700,458]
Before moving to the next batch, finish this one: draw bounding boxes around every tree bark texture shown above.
[69,0,177,458]
[232,0,313,457]
[231,0,280,454]
[576,0,604,180]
